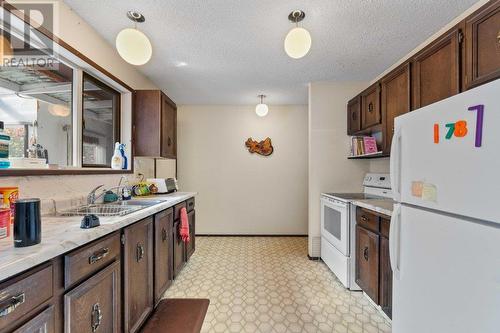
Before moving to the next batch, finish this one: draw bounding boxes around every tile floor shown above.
[163,237,391,333]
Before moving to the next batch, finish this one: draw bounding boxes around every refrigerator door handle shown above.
[390,129,402,202]
[389,203,401,280]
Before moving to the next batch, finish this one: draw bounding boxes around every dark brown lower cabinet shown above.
[123,217,154,333]
[355,225,380,303]
[154,209,173,305]
[172,221,185,278]
[379,237,393,318]
[186,210,196,261]
[14,306,55,333]
[64,261,121,333]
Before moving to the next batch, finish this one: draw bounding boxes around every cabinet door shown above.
[134,90,162,157]
[123,217,154,333]
[161,94,177,159]
[14,306,55,333]
[381,63,410,154]
[154,209,173,304]
[379,237,392,319]
[361,84,381,130]
[172,221,185,278]
[355,225,380,303]
[347,96,361,135]
[412,26,462,109]
[185,210,195,261]
[64,261,121,333]
[465,0,500,89]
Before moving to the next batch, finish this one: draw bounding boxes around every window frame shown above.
[81,72,121,168]
[0,3,134,176]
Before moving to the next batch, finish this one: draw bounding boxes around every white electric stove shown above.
[320,173,392,290]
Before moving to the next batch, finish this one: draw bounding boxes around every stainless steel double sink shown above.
[57,200,165,217]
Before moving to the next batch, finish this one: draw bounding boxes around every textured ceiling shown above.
[64,0,478,105]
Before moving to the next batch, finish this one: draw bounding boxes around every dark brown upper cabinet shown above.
[412,25,463,109]
[347,96,362,135]
[381,63,411,154]
[361,84,381,130]
[134,90,177,159]
[464,0,500,90]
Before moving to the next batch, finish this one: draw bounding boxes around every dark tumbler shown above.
[14,198,41,247]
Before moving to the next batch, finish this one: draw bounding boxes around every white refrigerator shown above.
[389,79,500,333]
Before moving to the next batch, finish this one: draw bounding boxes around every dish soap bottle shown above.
[0,121,11,169]
[111,142,123,170]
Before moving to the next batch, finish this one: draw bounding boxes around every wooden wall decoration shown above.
[245,137,274,156]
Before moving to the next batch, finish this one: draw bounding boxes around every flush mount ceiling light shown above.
[115,11,152,66]
[284,10,312,59]
[255,95,269,117]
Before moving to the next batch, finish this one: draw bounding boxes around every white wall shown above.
[308,82,370,256]
[177,105,308,235]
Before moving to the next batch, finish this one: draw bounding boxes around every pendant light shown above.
[284,10,312,59]
[255,95,269,117]
[116,11,152,66]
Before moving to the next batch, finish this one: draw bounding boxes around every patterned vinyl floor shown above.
[163,237,392,333]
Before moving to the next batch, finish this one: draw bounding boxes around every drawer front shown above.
[380,217,391,238]
[174,202,186,220]
[0,264,53,330]
[64,261,121,333]
[13,305,55,333]
[356,208,380,233]
[64,233,121,289]
[186,197,195,213]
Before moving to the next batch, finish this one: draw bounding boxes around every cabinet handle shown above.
[0,293,25,317]
[91,303,102,332]
[168,137,172,146]
[368,102,374,113]
[361,215,368,222]
[89,247,109,265]
[363,247,369,261]
[136,243,145,262]
[162,228,167,242]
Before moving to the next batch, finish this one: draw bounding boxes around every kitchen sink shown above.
[116,200,165,206]
[58,204,143,217]
[57,199,165,217]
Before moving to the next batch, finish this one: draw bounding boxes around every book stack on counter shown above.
[350,136,378,157]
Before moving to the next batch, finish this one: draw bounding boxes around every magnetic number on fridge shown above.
[433,104,484,147]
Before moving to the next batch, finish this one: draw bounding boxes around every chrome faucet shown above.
[87,185,104,205]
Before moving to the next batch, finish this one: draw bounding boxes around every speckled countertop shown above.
[0,192,196,282]
[353,199,394,217]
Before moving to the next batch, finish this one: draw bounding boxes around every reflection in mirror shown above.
[82,73,120,167]
[0,55,73,169]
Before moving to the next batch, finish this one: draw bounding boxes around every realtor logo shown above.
[0,0,59,69]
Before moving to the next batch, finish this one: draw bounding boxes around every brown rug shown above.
[140,298,210,333]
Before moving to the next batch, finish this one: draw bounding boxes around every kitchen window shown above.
[0,4,133,175]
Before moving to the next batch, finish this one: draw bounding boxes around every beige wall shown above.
[177,105,308,235]
[1,1,157,200]
[308,82,370,257]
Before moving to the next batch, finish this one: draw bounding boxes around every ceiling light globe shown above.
[284,27,312,59]
[255,103,269,117]
[116,28,152,66]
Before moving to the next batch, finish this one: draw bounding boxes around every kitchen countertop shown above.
[353,199,394,217]
[0,192,196,282]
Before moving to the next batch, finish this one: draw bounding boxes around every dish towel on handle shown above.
[179,207,190,243]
